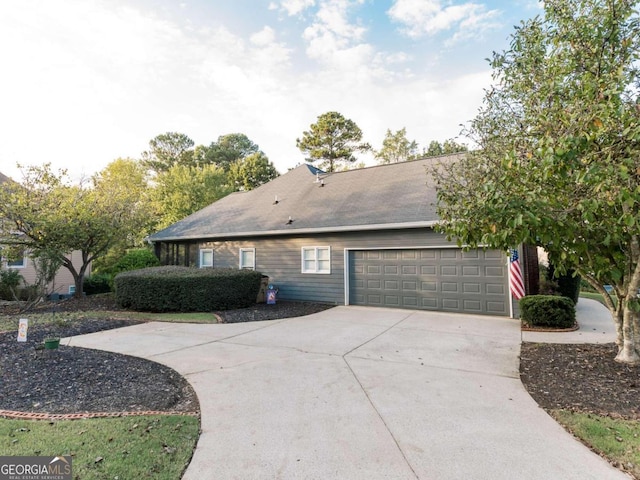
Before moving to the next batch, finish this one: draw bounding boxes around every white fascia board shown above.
[149,220,441,243]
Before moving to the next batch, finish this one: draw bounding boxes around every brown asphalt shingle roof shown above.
[149,154,462,242]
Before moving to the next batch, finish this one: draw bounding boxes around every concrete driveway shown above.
[68,306,628,480]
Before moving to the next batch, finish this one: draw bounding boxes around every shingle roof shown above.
[149,154,462,242]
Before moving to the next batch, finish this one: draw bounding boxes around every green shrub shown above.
[114,266,263,312]
[112,248,160,274]
[520,295,576,328]
[0,269,24,300]
[546,264,581,304]
[84,274,113,295]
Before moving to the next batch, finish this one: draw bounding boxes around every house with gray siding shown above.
[148,155,536,317]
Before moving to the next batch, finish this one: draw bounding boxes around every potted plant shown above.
[44,337,60,349]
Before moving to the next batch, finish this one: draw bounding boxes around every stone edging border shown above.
[521,323,580,333]
[0,409,200,421]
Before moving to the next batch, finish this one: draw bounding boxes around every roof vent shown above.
[273,195,279,205]
[315,173,320,183]
[319,179,324,187]
[286,216,293,225]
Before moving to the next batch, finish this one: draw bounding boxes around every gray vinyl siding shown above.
[198,228,457,304]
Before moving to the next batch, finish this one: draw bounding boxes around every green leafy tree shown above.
[425,140,443,157]
[296,111,371,172]
[141,132,195,173]
[228,152,279,191]
[203,133,261,171]
[0,164,151,297]
[431,0,640,363]
[441,139,468,154]
[152,164,232,229]
[375,128,419,164]
[91,158,155,274]
[424,139,467,157]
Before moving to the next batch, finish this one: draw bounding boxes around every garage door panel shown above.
[384,295,400,306]
[421,265,437,275]
[485,266,505,277]
[463,283,481,293]
[402,265,417,275]
[463,299,482,311]
[349,248,509,316]
[487,301,507,314]
[421,281,437,291]
[462,266,480,276]
[487,284,505,295]
[402,280,417,290]
[441,282,458,292]
[441,265,457,276]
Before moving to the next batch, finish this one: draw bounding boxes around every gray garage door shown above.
[349,249,509,315]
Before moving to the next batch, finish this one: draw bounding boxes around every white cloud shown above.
[387,0,500,40]
[0,0,497,183]
[273,0,316,16]
[301,0,373,71]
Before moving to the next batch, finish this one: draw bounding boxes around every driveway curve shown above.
[68,306,628,480]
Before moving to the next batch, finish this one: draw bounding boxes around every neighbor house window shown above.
[301,246,330,274]
[199,249,213,268]
[5,248,26,269]
[239,248,255,270]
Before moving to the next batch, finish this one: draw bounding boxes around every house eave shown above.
[149,220,441,243]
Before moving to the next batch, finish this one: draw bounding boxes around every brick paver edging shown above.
[0,409,200,420]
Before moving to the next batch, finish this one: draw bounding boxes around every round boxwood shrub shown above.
[520,295,576,329]
[114,266,263,312]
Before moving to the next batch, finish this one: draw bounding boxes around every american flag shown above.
[509,249,526,300]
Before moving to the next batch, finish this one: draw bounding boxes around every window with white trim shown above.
[5,246,26,269]
[301,246,330,274]
[199,249,213,268]
[239,248,255,270]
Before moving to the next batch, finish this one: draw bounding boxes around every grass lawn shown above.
[1,415,199,479]
[580,291,618,308]
[0,310,218,332]
[552,410,640,477]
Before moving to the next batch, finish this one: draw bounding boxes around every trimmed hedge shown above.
[114,266,263,312]
[83,274,112,295]
[520,295,576,329]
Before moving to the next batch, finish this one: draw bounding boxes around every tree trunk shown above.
[615,298,640,364]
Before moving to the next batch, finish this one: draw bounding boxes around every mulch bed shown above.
[0,296,334,416]
[3,294,637,421]
[520,342,640,419]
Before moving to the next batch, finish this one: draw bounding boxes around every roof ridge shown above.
[314,152,465,177]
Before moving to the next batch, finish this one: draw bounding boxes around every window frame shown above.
[199,248,214,268]
[4,248,26,269]
[301,246,331,274]
[239,248,256,270]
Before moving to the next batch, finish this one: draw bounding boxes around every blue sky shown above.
[0,0,542,180]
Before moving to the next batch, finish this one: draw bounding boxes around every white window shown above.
[199,249,213,268]
[301,246,331,274]
[239,248,255,270]
[69,285,76,295]
[5,247,26,269]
